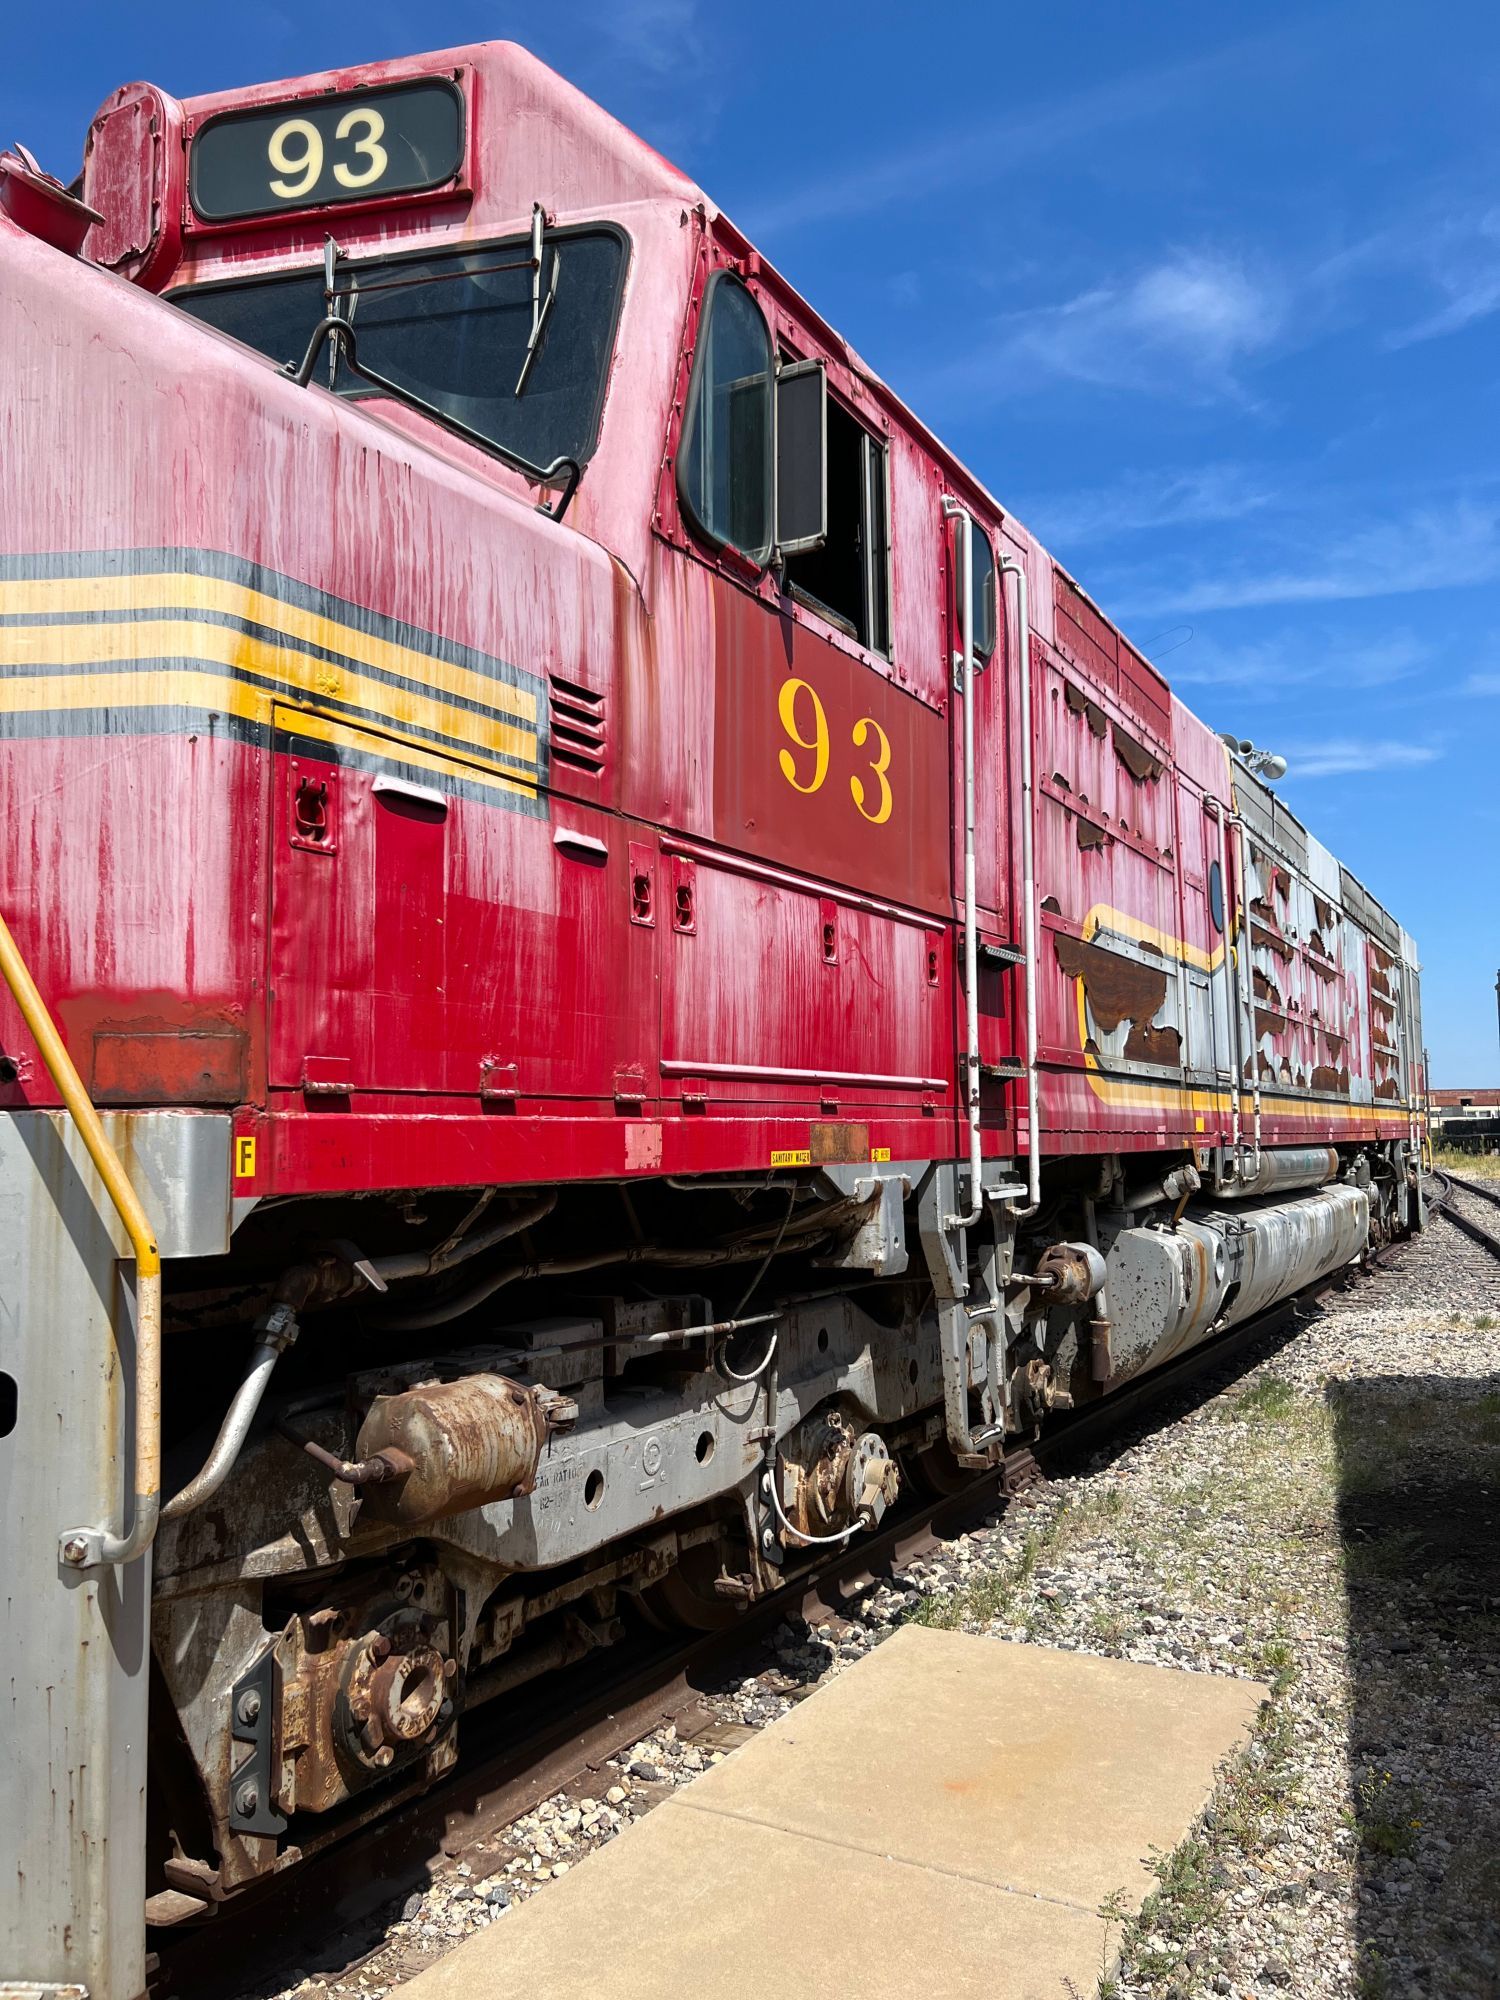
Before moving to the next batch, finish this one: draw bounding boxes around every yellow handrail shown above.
[0,906,161,1566]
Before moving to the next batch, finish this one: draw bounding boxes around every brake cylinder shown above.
[353,1373,558,1526]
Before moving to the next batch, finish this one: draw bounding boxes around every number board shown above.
[190,80,464,222]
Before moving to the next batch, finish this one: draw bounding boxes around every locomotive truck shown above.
[0,42,1424,2000]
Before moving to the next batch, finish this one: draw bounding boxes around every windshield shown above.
[171,227,626,469]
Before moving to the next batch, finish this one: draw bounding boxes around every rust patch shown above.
[1310,1064,1351,1093]
[809,1121,871,1164]
[92,1028,248,1104]
[1055,935,1168,1031]
[1111,722,1163,783]
[1052,771,1071,792]
[1250,916,1293,961]
[1124,1019,1183,1064]
[1252,969,1283,1008]
[1055,933,1180,1065]
[1255,1005,1288,1039]
[54,992,251,1105]
[1077,818,1108,851]
[1313,894,1337,933]
[1063,680,1108,738]
[1041,895,1062,914]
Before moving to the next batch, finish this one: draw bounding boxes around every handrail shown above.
[999,553,1038,1218]
[0,907,161,1568]
[940,496,983,1229]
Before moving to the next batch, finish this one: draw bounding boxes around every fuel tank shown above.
[1097,1183,1368,1382]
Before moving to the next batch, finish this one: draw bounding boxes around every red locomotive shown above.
[0,42,1424,1999]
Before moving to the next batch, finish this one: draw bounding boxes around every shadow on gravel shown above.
[1331,1372,1500,1999]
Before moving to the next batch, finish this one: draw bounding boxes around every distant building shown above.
[1431,1088,1500,1112]
[1431,1087,1500,1153]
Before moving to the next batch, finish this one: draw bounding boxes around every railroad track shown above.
[152,1217,1422,2000]
[1429,1168,1500,1262]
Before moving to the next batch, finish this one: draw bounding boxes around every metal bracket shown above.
[228,1647,287,1838]
[917,1164,1018,1464]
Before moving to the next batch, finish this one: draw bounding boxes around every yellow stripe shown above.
[0,668,536,800]
[0,668,270,726]
[2,617,539,773]
[1064,902,1410,1123]
[280,706,536,801]
[1081,903,1225,974]
[0,571,538,726]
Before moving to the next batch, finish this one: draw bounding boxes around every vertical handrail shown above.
[999,553,1038,1217]
[1208,796,1243,1176]
[1230,815,1263,1171]
[941,496,983,1229]
[0,907,161,1567]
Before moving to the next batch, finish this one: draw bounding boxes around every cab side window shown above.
[678,272,774,565]
[960,524,997,662]
[781,398,889,656]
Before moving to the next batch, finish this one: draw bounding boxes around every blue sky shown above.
[7,1,1498,1080]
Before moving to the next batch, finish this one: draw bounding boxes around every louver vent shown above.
[547,673,606,775]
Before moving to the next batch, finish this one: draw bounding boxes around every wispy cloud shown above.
[1383,204,1500,348]
[1025,463,1277,548]
[1169,628,1428,693]
[567,0,724,155]
[1111,497,1500,618]
[1464,671,1500,696]
[741,30,1292,240]
[927,250,1284,409]
[1279,738,1443,780]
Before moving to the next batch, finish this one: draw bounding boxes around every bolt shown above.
[374,1746,395,1768]
[60,1535,90,1567]
[236,1689,262,1725]
[234,1781,259,1818]
[370,1634,392,1661]
[761,1527,777,1551]
[439,1698,454,1720]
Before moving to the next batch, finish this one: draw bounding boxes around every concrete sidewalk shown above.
[397,1626,1265,2000]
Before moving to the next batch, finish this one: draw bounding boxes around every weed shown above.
[1086,1606,1133,1651]
[1353,1770,1424,1859]
[1248,1635,1297,1694]
[1234,1374,1298,1422]
[1475,1313,1497,1332]
[1095,1886,1131,1998]
[1345,1525,1427,1581]
[1357,1951,1392,1999]
[908,1591,962,1631]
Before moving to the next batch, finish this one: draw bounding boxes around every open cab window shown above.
[678,272,891,656]
[780,393,888,655]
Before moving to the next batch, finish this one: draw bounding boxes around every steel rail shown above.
[1438,1168,1500,1213]
[1429,1171,1500,1262]
[0,904,162,1568]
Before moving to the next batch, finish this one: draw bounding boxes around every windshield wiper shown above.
[284,237,582,523]
[515,202,559,398]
